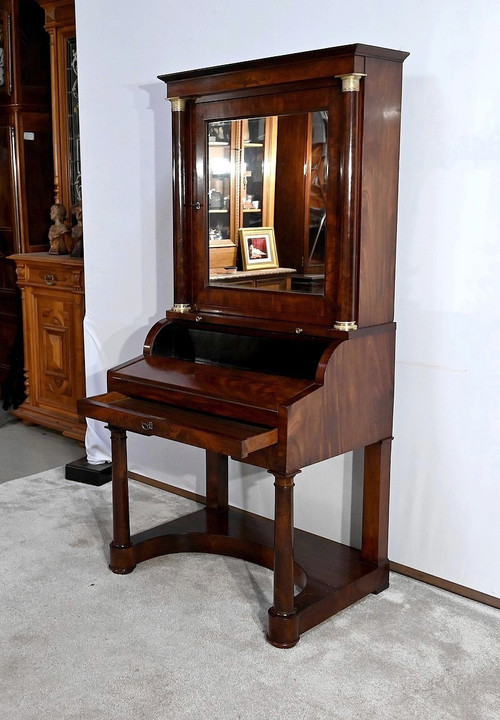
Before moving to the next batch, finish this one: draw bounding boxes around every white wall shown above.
[75,0,500,598]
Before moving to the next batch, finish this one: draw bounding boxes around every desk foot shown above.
[109,542,136,574]
[267,608,300,648]
[371,572,390,594]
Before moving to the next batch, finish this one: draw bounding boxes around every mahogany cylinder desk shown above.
[79,43,408,647]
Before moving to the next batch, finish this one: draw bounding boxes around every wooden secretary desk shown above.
[79,43,408,647]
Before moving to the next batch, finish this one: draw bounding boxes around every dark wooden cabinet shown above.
[5,1,85,432]
[80,44,408,647]
[0,0,53,394]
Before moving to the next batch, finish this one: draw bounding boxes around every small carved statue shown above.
[48,204,70,255]
[70,203,83,257]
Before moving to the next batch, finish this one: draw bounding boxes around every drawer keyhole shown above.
[141,421,154,431]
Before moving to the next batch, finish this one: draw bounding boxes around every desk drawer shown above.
[78,392,278,459]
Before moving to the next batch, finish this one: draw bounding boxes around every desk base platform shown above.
[110,504,389,648]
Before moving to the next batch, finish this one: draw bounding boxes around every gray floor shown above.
[2,467,499,720]
[0,408,84,483]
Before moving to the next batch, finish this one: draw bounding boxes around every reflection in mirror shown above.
[208,111,328,295]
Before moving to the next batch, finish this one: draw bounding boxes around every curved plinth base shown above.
[109,505,389,646]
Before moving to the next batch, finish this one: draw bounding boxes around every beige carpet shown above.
[1,467,498,719]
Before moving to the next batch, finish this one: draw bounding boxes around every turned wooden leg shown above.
[108,426,136,574]
[267,470,300,648]
[361,439,392,590]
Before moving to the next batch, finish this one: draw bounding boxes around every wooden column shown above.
[108,426,136,574]
[267,470,300,648]
[170,97,192,313]
[334,73,366,332]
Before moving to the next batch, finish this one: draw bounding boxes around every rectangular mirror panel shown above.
[207,111,328,296]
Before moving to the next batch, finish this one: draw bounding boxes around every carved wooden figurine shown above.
[48,203,70,255]
[70,203,83,257]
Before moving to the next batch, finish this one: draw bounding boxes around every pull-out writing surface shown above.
[78,392,278,459]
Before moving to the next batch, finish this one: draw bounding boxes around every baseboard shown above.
[388,561,499,609]
[128,471,206,504]
[129,470,500,610]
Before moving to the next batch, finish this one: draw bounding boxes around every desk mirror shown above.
[207,110,328,295]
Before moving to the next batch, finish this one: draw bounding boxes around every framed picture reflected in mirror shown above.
[240,227,278,271]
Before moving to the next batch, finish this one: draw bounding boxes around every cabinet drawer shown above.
[22,264,84,291]
[10,254,84,292]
